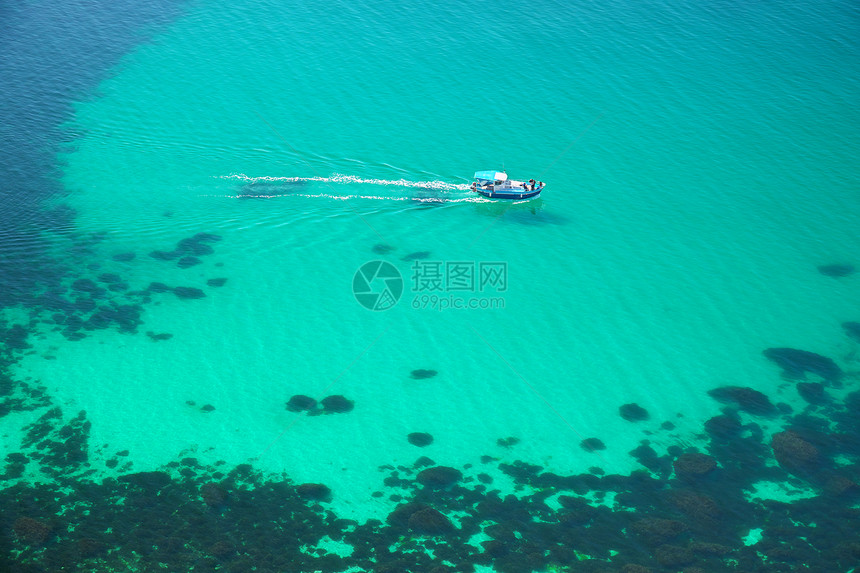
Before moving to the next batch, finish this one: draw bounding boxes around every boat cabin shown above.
[472,170,543,199]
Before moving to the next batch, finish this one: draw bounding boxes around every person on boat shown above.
[529,179,536,191]
[538,181,543,189]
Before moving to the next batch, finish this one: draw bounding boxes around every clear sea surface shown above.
[2,0,860,570]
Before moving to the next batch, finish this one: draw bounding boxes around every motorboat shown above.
[471,171,544,199]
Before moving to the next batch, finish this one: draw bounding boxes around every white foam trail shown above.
[219,173,473,192]
[199,192,488,203]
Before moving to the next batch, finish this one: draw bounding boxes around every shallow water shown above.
[2,0,860,570]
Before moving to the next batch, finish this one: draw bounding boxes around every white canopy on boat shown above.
[474,171,507,182]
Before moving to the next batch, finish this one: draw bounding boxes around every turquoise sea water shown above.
[2,0,860,570]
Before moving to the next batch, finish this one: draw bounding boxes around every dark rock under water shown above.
[817,263,855,277]
[842,321,860,342]
[409,369,437,379]
[173,286,206,300]
[286,394,317,412]
[320,395,354,413]
[707,385,777,416]
[763,347,843,384]
[407,432,433,447]
[580,437,606,452]
[401,251,431,261]
[619,402,650,422]
[150,233,220,262]
[372,243,395,254]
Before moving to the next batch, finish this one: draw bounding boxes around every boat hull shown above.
[475,187,542,200]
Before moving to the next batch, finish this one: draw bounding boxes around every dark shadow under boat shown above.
[472,197,568,226]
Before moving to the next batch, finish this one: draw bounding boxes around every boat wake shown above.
[222,173,472,191]
[208,173,483,203]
